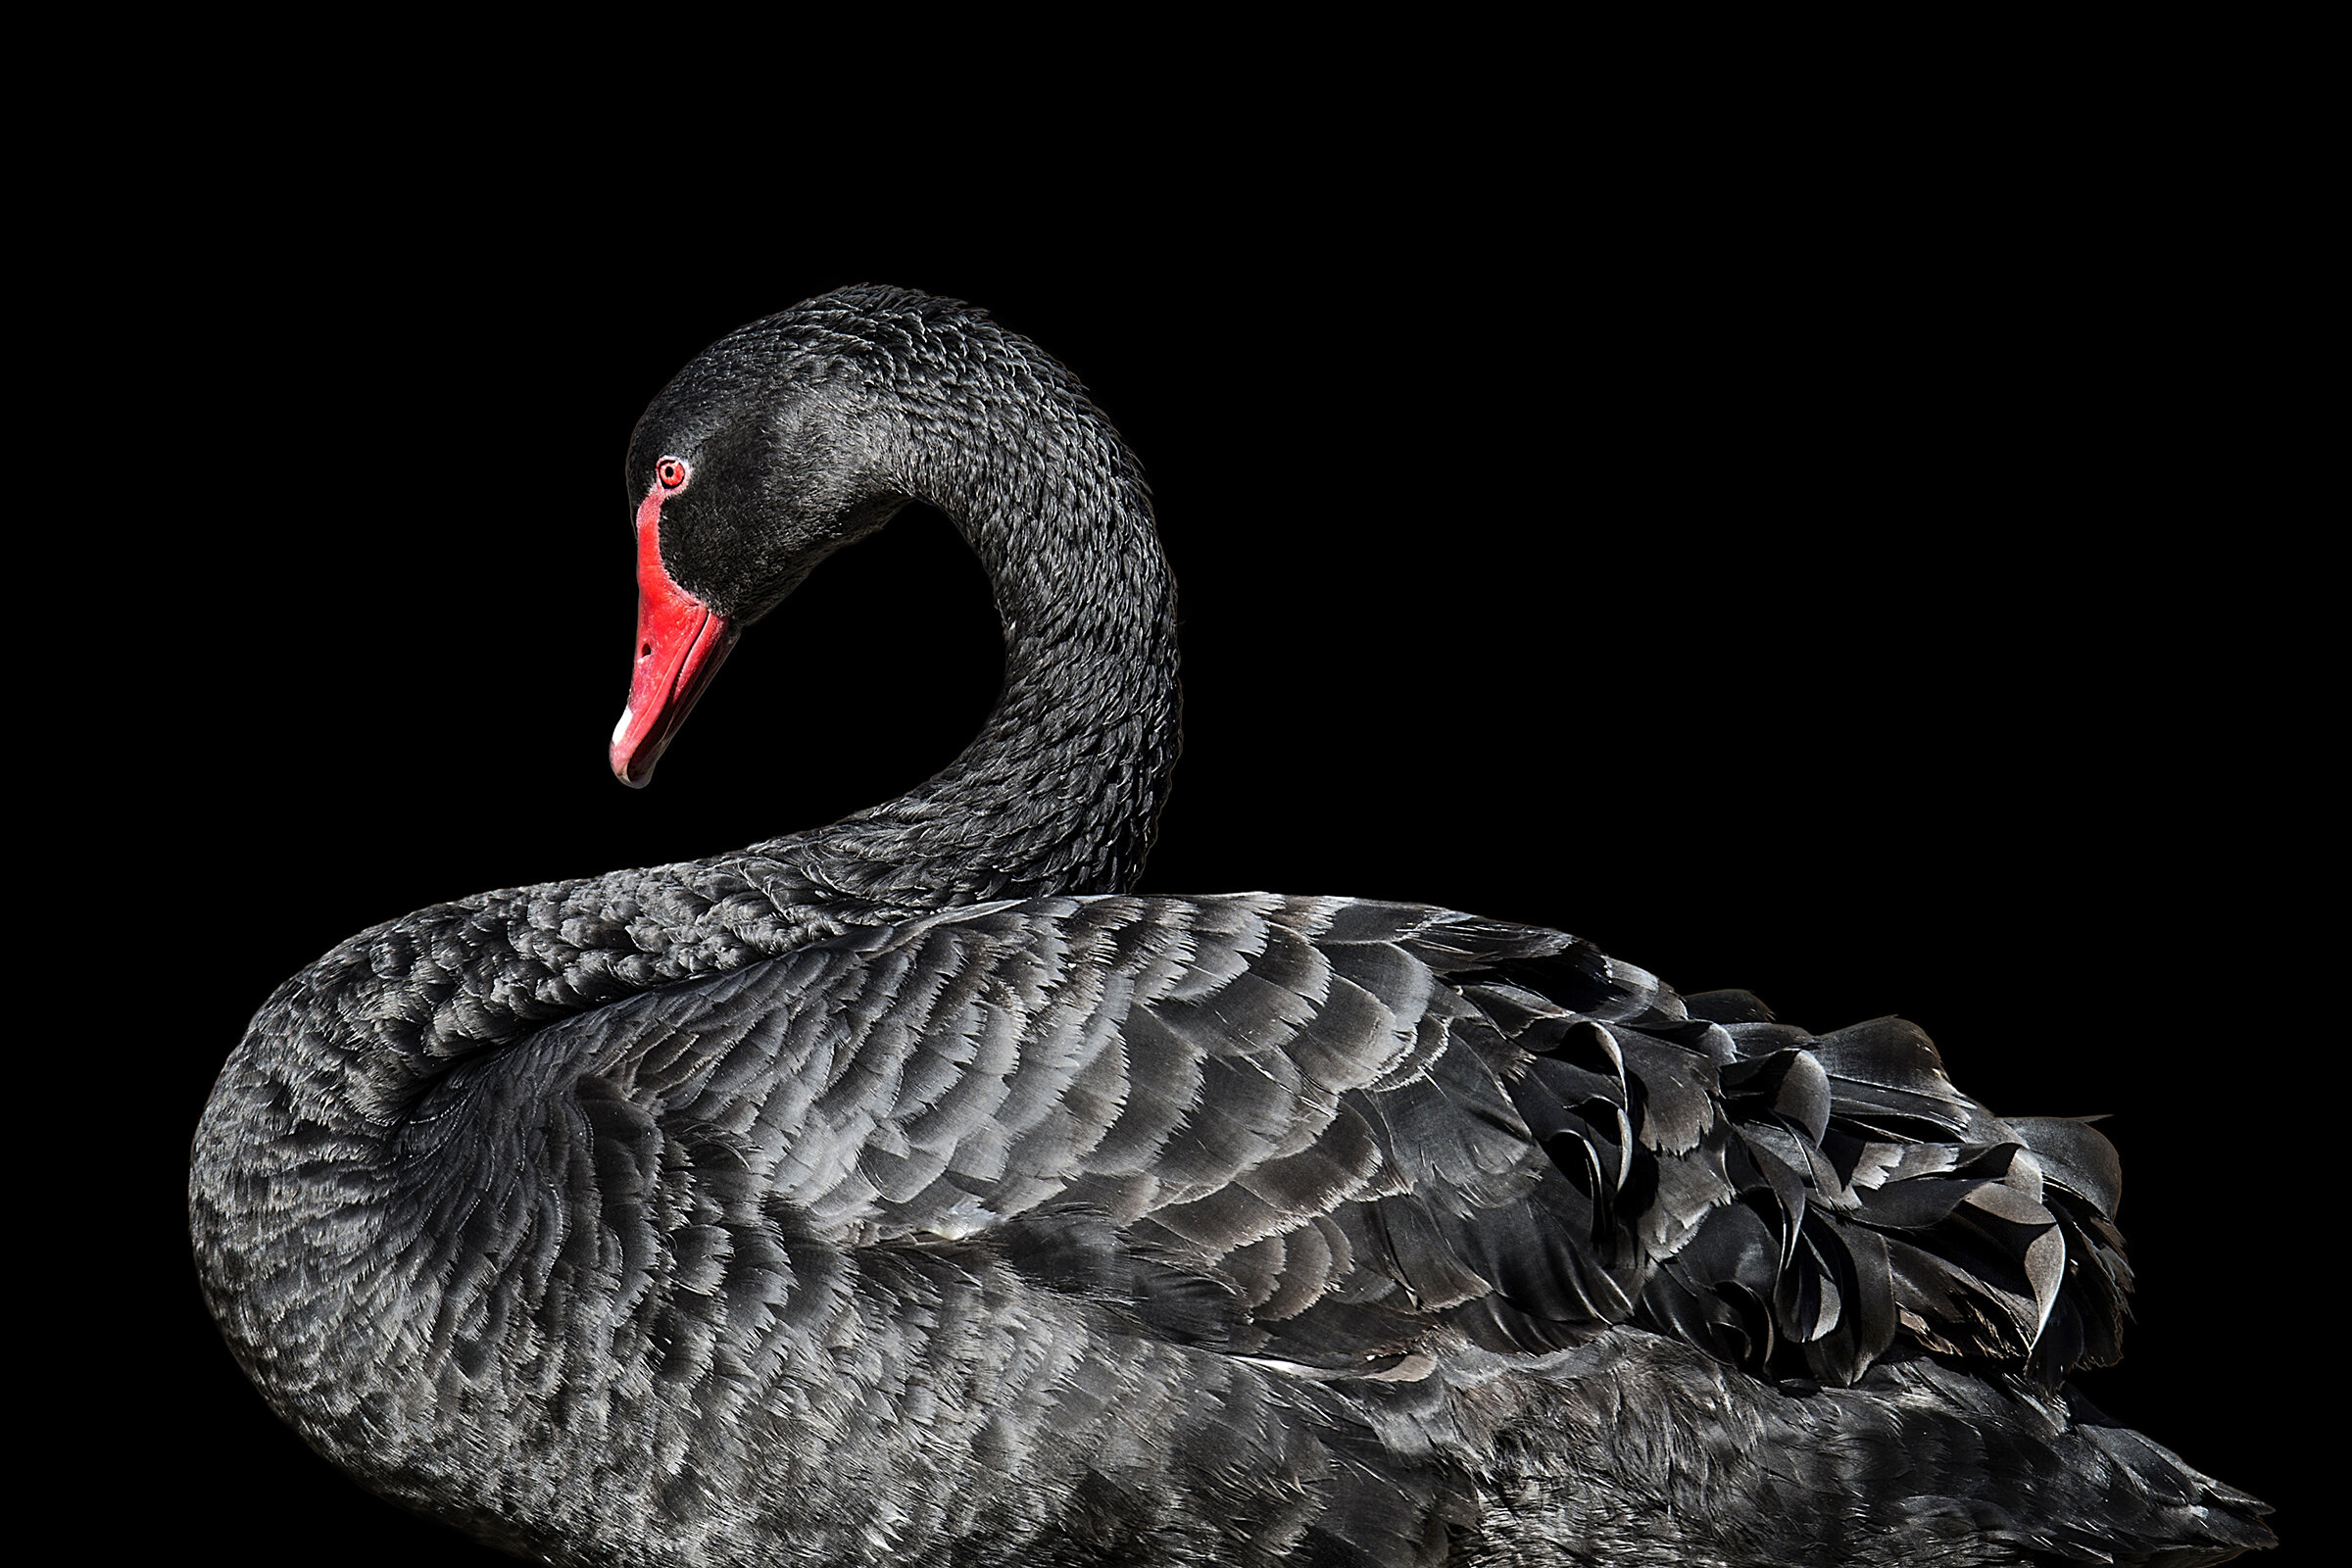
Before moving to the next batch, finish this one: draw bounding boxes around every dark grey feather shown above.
[190,286,2271,1566]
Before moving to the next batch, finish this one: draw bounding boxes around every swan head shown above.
[610,295,917,786]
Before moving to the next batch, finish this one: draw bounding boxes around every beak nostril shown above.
[641,642,653,659]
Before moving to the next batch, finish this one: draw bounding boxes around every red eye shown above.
[657,458,689,490]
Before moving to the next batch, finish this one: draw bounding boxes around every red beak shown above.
[610,506,739,788]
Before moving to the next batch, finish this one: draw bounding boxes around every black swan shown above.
[190,285,2274,1566]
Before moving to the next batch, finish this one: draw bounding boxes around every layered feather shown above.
[190,286,2270,1566]
[319,891,2244,1564]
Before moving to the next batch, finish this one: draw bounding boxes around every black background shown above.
[101,123,2311,1562]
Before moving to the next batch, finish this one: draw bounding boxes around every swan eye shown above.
[657,458,690,491]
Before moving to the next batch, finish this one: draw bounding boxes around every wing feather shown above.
[377,890,2139,1560]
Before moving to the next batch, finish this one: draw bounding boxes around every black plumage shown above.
[190,286,2274,1565]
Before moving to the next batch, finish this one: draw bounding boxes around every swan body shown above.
[190,287,2273,1565]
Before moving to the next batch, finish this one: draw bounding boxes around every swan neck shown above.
[766,393,1182,907]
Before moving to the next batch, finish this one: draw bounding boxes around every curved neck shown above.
[197,349,1182,1152]
[753,380,1182,914]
